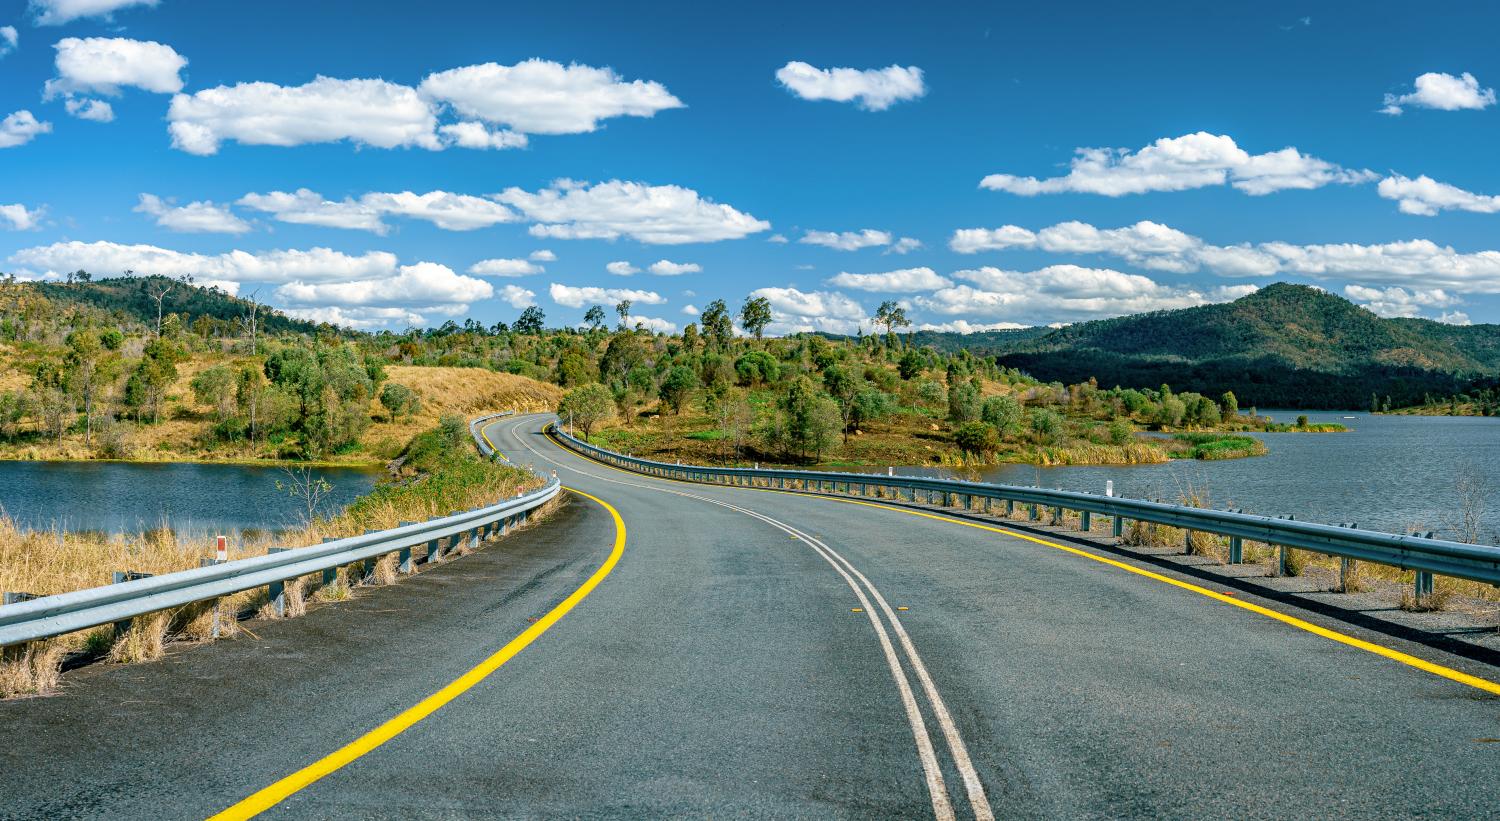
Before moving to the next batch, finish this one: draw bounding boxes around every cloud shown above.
[498,284,536,309]
[8,241,398,286]
[624,314,677,333]
[0,110,51,148]
[648,259,700,276]
[547,283,665,308]
[274,261,490,312]
[1382,72,1495,114]
[916,319,1030,333]
[29,0,158,25]
[886,236,922,255]
[767,233,789,243]
[418,59,683,134]
[915,265,1257,324]
[0,204,44,231]
[605,261,640,276]
[775,61,925,111]
[46,37,186,101]
[800,228,893,251]
[1343,284,1461,319]
[281,305,430,330]
[827,266,950,292]
[949,225,1039,254]
[168,77,442,155]
[529,249,555,261]
[1377,174,1500,216]
[65,98,114,121]
[468,258,542,277]
[135,194,251,234]
[1258,239,1500,292]
[681,304,700,316]
[980,132,1375,196]
[436,121,527,150]
[497,179,770,244]
[1438,311,1472,326]
[237,188,515,233]
[0,26,16,58]
[749,286,867,334]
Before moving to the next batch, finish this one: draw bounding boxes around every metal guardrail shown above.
[551,426,1500,594]
[0,413,559,648]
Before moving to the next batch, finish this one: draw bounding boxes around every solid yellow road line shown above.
[209,487,625,820]
[480,419,511,461]
[549,430,1500,698]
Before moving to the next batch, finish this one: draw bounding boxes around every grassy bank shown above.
[0,415,542,698]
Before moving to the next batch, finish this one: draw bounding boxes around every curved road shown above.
[2,412,1498,818]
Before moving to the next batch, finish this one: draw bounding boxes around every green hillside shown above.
[920,284,1500,409]
[28,275,324,337]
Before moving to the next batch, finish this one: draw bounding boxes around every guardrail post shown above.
[1029,503,1040,521]
[266,548,289,617]
[1411,531,1437,606]
[428,535,444,563]
[1080,510,1091,531]
[1006,499,1015,517]
[1113,515,1124,538]
[1050,506,1063,526]
[1228,536,1243,563]
[1273,514,1295,576]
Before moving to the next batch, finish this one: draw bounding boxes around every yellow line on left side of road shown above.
[480,418,511,461]
[209,487,625,821]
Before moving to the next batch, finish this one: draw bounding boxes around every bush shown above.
[953,422,998,457]
[981,395,1022,439]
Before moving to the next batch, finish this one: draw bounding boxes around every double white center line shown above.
[498,417,993,820]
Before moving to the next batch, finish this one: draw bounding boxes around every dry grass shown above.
[0,437,546,697]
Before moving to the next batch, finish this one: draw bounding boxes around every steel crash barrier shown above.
[0,412,559,649]
[550,425,1500,598]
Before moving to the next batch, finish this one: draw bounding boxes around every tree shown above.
[659,365,698,414]
[850,388,895,432]
[276,466,335,526]
[63,329,116,447]
[823,364,860,441]
[379,383,420,422]
[700,300,734,349]
[953,422,998,458]
[514,306,546,335]
[192,364,239,424]
[1220,390,1239,418]
[734,350,779,386]
[898,349,924,380]
[1029,408,1063,444]
[124,337,180,424]
[584,305,606,331]
[146,280,174,336]
[874,300,910,342]
[948,379,981,424]
[559,383,616,439]
[739,296,773,339]
[615,300,633,331]
[239,289,262,355]
[981,395,1023,439]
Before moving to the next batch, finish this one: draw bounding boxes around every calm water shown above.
[904,411,1500,542]
[0,461,380,535]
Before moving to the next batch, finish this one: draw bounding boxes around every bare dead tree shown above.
[1450,460,1490,545]
[238,289,262,355]
[147,281,174,336]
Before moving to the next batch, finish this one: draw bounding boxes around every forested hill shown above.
[23,275,323,336]
[930,284,1500,409]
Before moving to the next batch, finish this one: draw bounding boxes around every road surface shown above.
[2,412,1497,819]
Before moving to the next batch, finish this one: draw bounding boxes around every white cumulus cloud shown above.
[623,315,677,333]
[0,110,51,148]
[135,194,251,234]
[168,77,442,156]
[0,26,17,58]
[30,0,158,25]
[775,61,925,111]
[1343,284,1461,319]
[548,283,665,308]
[915,265,1257,324]
[800,228,893,251]
[46,37,186,100]
[749,286,867,335]
[498,284,536,309]
[605,261,640,276]
[65,98,114,121]
[7,241,397,286]
[0,204,44,231]
[1382,72,1495,114]
[436,121,528,150]
[497,179,770,244]
[274,262,491,311]
[886,237,922,255]
[237,188,515,234]
[916,319,1030,333]
[419,59,683,134]
[468,258,542,277]
[980,132,1375,197]
[648,259,700,276]
[1377,174,1500,216]
[827,267,950,292]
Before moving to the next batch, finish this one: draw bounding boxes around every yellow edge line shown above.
[209,486,626,820]
[550,430,1500,698]
[480,418,510,462]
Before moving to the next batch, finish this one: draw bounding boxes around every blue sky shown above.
[2,0,1499,332]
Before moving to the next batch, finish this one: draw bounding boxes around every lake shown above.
[902,411,1500,543]
[0,461,381,536]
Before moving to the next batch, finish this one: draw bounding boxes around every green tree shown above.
[659,365,698,414]
[734,350,779,386]
[558,383,616,438]
[513,306,546,335]
[739,295,773,340]
[948,379,981,424]
[700,300,734,350]
[583,305,606,331]
[953,421,997,458]
[1029,407,1063,444]
[379,383,420,423]
[898,349,924,380]
[980,395,1023,439]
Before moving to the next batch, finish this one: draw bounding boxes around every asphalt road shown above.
[3,412,1498,819]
